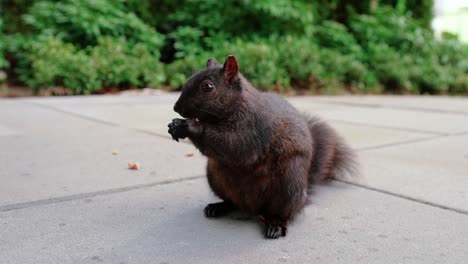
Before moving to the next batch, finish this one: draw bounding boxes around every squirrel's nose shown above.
[173,101,181,113]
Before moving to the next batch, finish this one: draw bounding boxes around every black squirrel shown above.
[168,55,357,238]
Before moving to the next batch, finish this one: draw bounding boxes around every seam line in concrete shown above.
[28,100,448,137]
[336,179,468,216]
[356,135,445,152]
[25,101,192,145]
[27,102,120,127]
[452,131,468,136]
[329,119,448,136]
[319,100,468,116]
[0,176,203,213]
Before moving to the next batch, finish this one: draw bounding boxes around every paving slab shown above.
[27,95,436,151]
[32,95,340,138]
[55,103,177,138]
[21,93,181,107]
[310,106,468,135]
[1,179,467,264]
[306,95,468,114]
[0,124,19,137]
[4,96,464,211]
[24,94,180,139]
[290,96,468,134]
[25,93,468,115]
[0,101,204,206]
[288,100,435,149]
[357,134,468,212]
[329,121,433,150]
[2,95,468,264]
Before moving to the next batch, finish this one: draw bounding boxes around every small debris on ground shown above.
[112,150,119,155]
[128,162,140,170]
[185,151,194,157]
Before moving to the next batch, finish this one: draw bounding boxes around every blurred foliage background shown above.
[0,0,467,95]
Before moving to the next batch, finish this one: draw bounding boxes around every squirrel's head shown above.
[173,55,243,123]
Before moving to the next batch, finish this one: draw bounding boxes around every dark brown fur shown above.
[168,55,357,238]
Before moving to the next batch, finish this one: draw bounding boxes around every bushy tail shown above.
[305,115,358,186]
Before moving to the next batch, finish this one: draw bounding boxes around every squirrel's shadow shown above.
[126,206,271,262]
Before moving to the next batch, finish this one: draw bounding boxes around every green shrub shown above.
[396,0,434,29]
[8,0,166,93]
[448,72,468,94]
[409,59,450,94]
[22,35,166,94]
[167,37,290,90]
[165,56,205,88]
[274,36,323,88]
[314,21,364,60]
[166,35,375,93]
[350,6,468,94]
[26,36,100,94]
[23,0,164,53]
[169,26,205,59]
[318,48,376,91]
[215,39,290,89]
[168,0,314,39]
[3,34,38,86]
[366,43,413,91]
[1,18,8,88]
[91,37,165,88]
[441,41,468,94]
[163,0,314,64]
[1,1,467,95]
[434,39,468,69]
[167,35,375,93]
[0,18,8,70]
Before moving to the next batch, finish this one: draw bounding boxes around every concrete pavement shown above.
[1,94,467,263]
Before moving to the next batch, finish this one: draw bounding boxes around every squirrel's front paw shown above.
[168,118,188,142]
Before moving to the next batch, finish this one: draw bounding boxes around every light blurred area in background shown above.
[433,0,468,42]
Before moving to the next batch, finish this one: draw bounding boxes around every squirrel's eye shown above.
[202,83,214,93]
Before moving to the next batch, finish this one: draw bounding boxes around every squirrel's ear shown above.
[206,57,219,68]
[222,55,238,85]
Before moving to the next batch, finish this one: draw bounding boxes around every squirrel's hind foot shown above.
[264,223,287,239]
[204,201,233,218]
